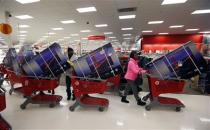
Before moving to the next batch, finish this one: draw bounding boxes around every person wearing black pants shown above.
[66,47,75,101]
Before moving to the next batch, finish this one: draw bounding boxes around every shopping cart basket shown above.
[69,76,109,112]
[144,75,185,112]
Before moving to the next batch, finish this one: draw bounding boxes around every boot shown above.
[137,99,146,106]
[121,96,129,103]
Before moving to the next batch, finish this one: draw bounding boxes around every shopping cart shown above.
[0,74,12,130]
[144,74,186,112]
[69,76,109,112]
[3,67,62,109]
[106,75,121,94]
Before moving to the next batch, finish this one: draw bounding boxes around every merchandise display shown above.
[146,41,207,79]
[73,43,123,79]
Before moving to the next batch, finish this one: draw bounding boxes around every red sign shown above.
[88,35,105,40]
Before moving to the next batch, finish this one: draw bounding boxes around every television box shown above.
[22,43,68,78]
[146,41,207,79]
[3,48,22,75]
[17,45,35,65]
[73,43,123,79]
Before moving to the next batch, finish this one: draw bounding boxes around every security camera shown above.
[5,11,12,18]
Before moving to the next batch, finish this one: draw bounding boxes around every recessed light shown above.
[80,30,91,33]
[186,28,199,31]
[124,37,131,40]
[76,7,97,13]
[104,32,113,35]
[158,33,169,35]
[199,31,210,34]
[148,21,164,24]
[19,31,28,33]
[119,15,136,19]
[121,28,133,30]
[109,37,116,39]
[60,20,76,24]
[64,37,71,39]
[15,0,40,4]
[123,34,132,36]
[95,24,108,27]
[15,15,33,20]
[18,25,30,28]
[52,28,63,31]
[142,30,153,33]
[192,9,210,14]
[161,0,187,5]
[71,34,79,36]
[169,25,184,28]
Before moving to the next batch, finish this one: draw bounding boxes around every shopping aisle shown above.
[1,82,210,130]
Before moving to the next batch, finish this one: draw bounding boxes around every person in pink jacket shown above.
[121,51,147,106]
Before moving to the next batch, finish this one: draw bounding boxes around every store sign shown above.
[88,35,105,40]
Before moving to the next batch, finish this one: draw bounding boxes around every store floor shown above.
[1,83,210,130]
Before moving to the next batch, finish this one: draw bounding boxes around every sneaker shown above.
[121,96,129,103]
[137,99,146,106]
[67,97,71,100]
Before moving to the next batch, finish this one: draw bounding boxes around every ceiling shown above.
[0,0,210,46]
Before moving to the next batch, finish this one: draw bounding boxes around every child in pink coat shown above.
[121,51,147,106]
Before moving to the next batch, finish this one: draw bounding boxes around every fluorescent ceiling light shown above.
[15,15,33,20]
[161,0,187,5]
[71,34,79,36]
[19,31,28,33]
[80,30,91,33]
[169,25,184,28]
[121,28,133,30]
[104,32,113,35]
[142,30,153,33]
[186,28,199,31]
[19,37,26,40]
[95,24,108,27]
[119,15,136,19]
[192,9,210,14]
[76,7,97,13]
[124,37,131,40]
[158,32,169,35]
[58,39,64,41]
[199,31,210,34]
[74,40,80,42]
[47,32,56,35]
[42,36,49,38]
[112,40,118,42]
[82,37,88,40]
[15,0,40,4]
[123,34,132,36]
[18,25,30,28]
[109,37,116,39]
[64,37,71,39]
[52,28,63,31]
[18,34,27,37]
[148,21,164,24]
[60,20,76,24]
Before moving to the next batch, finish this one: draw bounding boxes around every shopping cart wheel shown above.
[49,103,55,108]
[9,89,12,95]
[175,107,181,112]
[98,107,105,112]
[145,105,151,111]
[20,104,26,110]
[69,106,75,112]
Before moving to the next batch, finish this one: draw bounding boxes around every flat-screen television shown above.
[146,41,207,79]
[73,43,123,79]
[22,43,68,78]
[3,48,22,75]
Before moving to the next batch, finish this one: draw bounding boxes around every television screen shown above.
[73,43,123,79]
[22,43,68,78]
[146,41,207,79]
